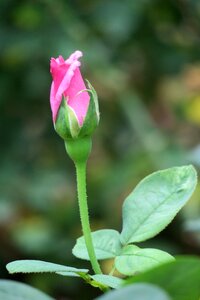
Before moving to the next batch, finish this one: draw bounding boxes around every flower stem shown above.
[75,161,102,275]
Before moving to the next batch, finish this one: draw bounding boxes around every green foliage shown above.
[95,283,171,300]
[6,260,88,277]
[6,259,124,291]
[115,246,174,275]
[121,165,197,244]
[72,229,122,260]
[127,256,200,300]
[0,280,54,300]
[73,166,196,278]
[90,275,124,289]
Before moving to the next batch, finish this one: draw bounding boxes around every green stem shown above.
[75,161,102,275]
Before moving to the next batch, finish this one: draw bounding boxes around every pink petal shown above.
[50,81,61,123]
[55,60,80,102]
[66,51,82,64]
[50,58,69,94]
[50,50,90,125]
[64,68,90,126]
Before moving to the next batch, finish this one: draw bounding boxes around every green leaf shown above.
[0,280,54,300]
[72,229,122,260]
[6,260,88,277]
[120,165,197,244]
[115,246,174,275]
[127,256,200,300]
[55,271,80,277]
[95,283,171,300]
[91,275,124,289]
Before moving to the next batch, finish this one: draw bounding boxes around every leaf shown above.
[55,272,80,277]
[72,229,122,260]
[115,246,174,276]
[127,256,200,300]
[120,165,197,244]
[0,280,54,300]
[6,260,88,277]
[95,283,171,300]
[91,274,124,289]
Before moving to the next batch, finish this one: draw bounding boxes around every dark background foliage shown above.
[1,0,200,299]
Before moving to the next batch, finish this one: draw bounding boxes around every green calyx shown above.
[65,137,92,165]
[54,81,99,141]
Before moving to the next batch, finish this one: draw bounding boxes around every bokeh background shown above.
[1,0,200,299]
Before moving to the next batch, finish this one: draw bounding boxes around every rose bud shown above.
[50,50,99,140]
[50,51,99,163]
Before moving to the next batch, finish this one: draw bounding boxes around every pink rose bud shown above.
[50,50,99,140]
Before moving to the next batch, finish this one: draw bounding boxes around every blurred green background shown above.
[1,0,200,299]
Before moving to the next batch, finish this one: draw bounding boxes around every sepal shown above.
[67,105,81,138]
[54,97,81,139]
[54,81,99,141]
[79,82,99,137]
